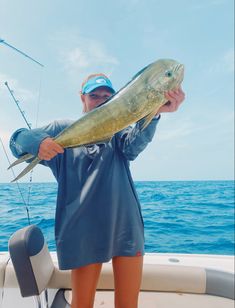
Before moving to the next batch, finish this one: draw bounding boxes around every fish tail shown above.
[8,153,35,169]
[11,157,41,182]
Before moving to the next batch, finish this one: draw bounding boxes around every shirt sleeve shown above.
[116,116,160,161]
[9,120,72,158]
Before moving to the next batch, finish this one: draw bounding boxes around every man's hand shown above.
[156,86,185,115]
[38,137,64,160]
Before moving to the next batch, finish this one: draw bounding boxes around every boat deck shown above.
[0,252,234,307]
[94,291,233,307]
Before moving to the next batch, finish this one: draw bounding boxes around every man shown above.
[10,73,185,308]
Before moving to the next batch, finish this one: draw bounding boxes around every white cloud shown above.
[204,48,234,75]
[63,40,119,72]
[157,110,234,144]
[157,116,197,141]
[0,73,35,103]
[66,48,89,68]
[50,31,119,78]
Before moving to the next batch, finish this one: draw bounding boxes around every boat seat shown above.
[8,225,70,308]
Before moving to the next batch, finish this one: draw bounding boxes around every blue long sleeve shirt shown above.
[10,117,160,269]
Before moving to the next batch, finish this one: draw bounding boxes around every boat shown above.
[0,224,234,307]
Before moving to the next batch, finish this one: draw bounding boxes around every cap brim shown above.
[83,85,115,94]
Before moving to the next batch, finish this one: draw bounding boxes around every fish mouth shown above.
[174,63,184,85]
[174,63,184,73]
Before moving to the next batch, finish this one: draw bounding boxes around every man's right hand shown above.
[38,137,64,160]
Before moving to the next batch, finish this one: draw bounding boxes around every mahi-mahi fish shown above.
[9,58,184,181]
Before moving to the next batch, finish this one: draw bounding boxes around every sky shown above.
[0,0,234,183]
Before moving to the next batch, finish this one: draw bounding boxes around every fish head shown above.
[146,59,184,93]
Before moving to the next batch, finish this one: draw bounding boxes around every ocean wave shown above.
[0,180,234,254]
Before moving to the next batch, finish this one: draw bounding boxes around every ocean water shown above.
[0,181,234,255]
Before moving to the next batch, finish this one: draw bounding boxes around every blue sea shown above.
[0,181,234,254]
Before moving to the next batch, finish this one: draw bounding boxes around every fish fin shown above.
[11,157,41,182]
[140,110,158,131]
[8,153,35,169]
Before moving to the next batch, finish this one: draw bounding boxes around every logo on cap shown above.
[96,78,107,84]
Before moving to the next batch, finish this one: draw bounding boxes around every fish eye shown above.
[165,70,173,77]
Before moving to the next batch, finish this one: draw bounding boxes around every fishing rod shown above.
[4,81,35,224]
[0,38,44,225]
[0,136,31,225]
[0,36,45,303]
[4,82,32,129]
[0,37,44,67]
[0,37,44,128]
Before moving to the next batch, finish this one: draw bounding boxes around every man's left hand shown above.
[156,86,185,116]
